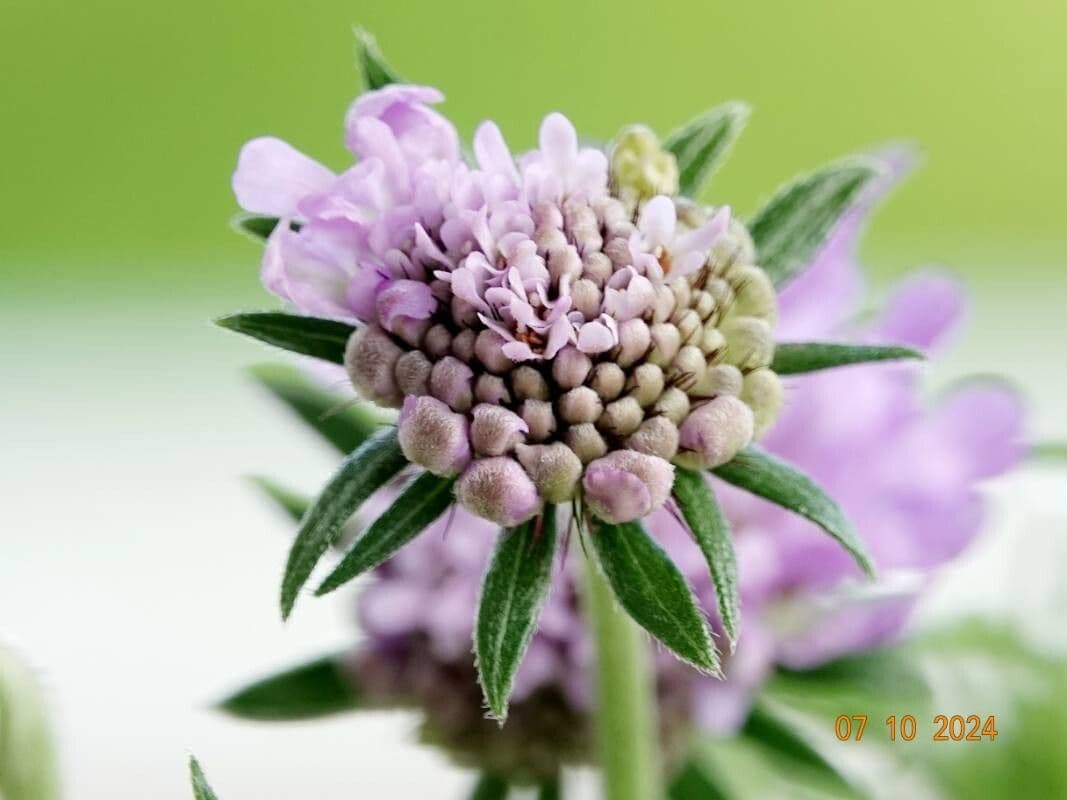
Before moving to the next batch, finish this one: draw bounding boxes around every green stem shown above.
[581,546,662,800]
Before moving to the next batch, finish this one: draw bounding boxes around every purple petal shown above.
[232,137,335,217]
[375,279,437,330]
[877,272,966,350]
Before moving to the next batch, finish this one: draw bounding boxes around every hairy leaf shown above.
[250,363,386,453]
[188,757,219,800]
[216,312,355,364]
[664,101,750,197]
[772,342,923,375]
[315,471,454,596]
[673,469,740,645]
[216,654,358,721]
[249,475,310,522]
[749,157,882,287]
[712,447,875,577]
[591,521,718,673]
[475,507,559,721]
[281,427,406,619]
[355,28,403,90]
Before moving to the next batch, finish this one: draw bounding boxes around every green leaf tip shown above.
[591,520,719,674]
[672,468,740,647]
[215,654,359,721]
[230,212,283,242]
[216,311,355,364]
[664,101,751,198]
[712,447,876,578]
[749,155,884,287]
[189,756,219,800]
[468,773,510,800]
[248,475,310,522]
[280,426,407,620]
[475,507,559,723]
[355,27,404,90]
[315,471,455,596]
[772,341,924,375]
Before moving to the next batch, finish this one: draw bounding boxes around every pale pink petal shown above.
[233,137,335,217]
[473,121,519,183]
[636,195,676,249]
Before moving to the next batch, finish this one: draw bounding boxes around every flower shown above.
[235,84,781,526]
[340,152,1025,778]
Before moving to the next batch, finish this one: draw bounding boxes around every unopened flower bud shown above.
[571,279,603,320]
[607,219,636,239]
[581,252,613,287]
[703,278,734,312]
[628,363,665,407]
[470,404,529,456]
[616,319,651,367]
[699,327,726,358]
[552,346,593,389]
[609,125,680,208]
[708,217,756,272]
[398,395,471,476]
[694,363,743,398]
[565,423,608,463]
[592,196,629,228]
[475,373,511,405]
[583,450,675,523]
[721,316,774,370]
[653,386,691,424]
[676,395,754,469]
[589,362,626,401]
[475,329,512,374]
[549,246,583,285]
[516,442,583,503]
[603,237,632,269]
[457,457,541,527]
[512,366,550,401]
[345,325,404,408]
[451,328,476,363]
[532,201,563,229]
[598,395,644,436]
[652,284,676,323]
[741,367,784,437]
[451,296,478,328]
[535,225,568,256]
[423,324,452,359]
[667,345,706,392]
[669,278,692,311]
[395,350,433,396]
[430,355,474,412]
[673,309,703,344]
[520,399,556,442]
[648,322,681,366]
[692,290,716,321]
[559,386,603,425]
[727,266,777,323]
[564,201,603,255]
[626,416,679,460]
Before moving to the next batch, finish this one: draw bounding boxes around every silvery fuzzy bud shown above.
[721,316,774,370]
[451,296,479,328]
[626,416,679,461]
[603,237,632,269]
[564,200,603,255]
[345,325,404,408]
[395,350,433,396]
[692,290,716,322]
[589,362,626,401]
[598,395,644,436]
[512,366,550,401]
[616,319,651,368]
[648,322,682,366]
[430,355,474,412]
[698,326,726,358]
[423,324,453,359]
[726,266,777,323]
[652,284,676,323]
[592,196,629,229]
[392,317,431,349]
[457,457,541,527]
[583,450,675,523]
[565,423,608,463]
[741,367,784,437]
[653,386,691,424]
[581,251,614,288]
[672,309,703,345]
[674,196,706,229]
[628,363,665,407]
[398,395,471,476]
[515,442,583,503]
[552,346,593,389]
[667,344,706,391]
[520,399,556,442]
[474,329,512,374]
[607,219,636,239]
[532,201,564,230]
[451,328,476,363]
[571,279,603,320]
[470,404,529,456]
[692,363,743,397]
[559,386,603,425]
[708,217,756,272]
[475,373,511,405]
[534,225,569,256]
[703,278,735,313]
[549,245,583,285]
[676,395,755,469]
[609,125,680,208]
[669,278,691,311]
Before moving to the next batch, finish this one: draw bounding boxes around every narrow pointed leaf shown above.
[355,28,403,90]
[664,101,750,197]
[316,471,455,596]
[668,759,730,800]
[232,213,279,241]
[475,507,559,721]
[189,757,219,800]
[712,447,875,577]
[672,469,740,645]
[772,342,923,375]
[468,773,509,800]
[590,521,718,673]
[281,426,406,619]
[216,653,359,720]
[250,363,387,453]
[749,157,882,287]
[217,312,355,364]
[249,475,310,522]
[741,703,855,793]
